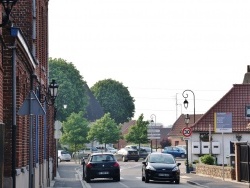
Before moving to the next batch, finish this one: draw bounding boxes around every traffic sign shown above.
[54,120,62,130]
[182,127,192,137]
[147,125,161,139]
[54,130,62,139]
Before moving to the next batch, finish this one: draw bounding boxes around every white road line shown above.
[119,182,130,188]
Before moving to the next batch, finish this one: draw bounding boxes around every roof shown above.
[84,83,104,122]
[121,120,136,134]
[168,114,203,136]
[191,84,250,132]
[191,66,250,132]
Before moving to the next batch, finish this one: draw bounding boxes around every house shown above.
[0,2,56,188]
[187,66,250,165]
[168,114,203,146]
[114,120,172,149]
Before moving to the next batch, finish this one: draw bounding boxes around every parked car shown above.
[124,145,149,159]
[82,153,120,182]
[58,150,71,162]
[138,148,149,159]
[176,145,186,151]
[106,146,117,154]
[141,146,152,154]
[142,152,181,184]
[125,145,138,150]
[162,146,186,158]
[176,146,187,155]
[73,146,99,159]
[117,148,140,162]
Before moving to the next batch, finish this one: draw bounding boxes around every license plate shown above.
[158,173,169,177]
[99,171,109,175]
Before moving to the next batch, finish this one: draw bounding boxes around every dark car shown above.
[142,153,181,184]
[117,148,140,162]
[138,148,149,159]
[82,153,120,183]
[162,146,186,158]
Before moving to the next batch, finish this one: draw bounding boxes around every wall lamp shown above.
[0,0,18,27]
[39,79,59,106]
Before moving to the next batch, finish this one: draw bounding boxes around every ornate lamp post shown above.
[0,0,18,27]
[184,114,190,173]
[182,89,195,123]
[182,89,195,174]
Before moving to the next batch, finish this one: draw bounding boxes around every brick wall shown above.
[1,0,56,186]
[196,164,236,180]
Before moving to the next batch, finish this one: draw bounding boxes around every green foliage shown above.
[200,154,215,165]
[60,111,89,152]
[125,114,149,146]
[87,113,122,145]
[49,58,89,121]
[91,79,135,124]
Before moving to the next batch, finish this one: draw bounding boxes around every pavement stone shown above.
[182,172,249,188]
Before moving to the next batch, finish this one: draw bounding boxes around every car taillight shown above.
[113,162,119,167]
[86,163,93,168]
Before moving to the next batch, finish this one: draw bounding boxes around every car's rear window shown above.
[61,151,69,154]
[91,154,115,162]
[128,150,138,155]
[149,154,175,164]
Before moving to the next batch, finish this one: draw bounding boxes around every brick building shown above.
[0,1,56,188]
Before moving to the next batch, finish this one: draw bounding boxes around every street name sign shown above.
[147,125,161,139]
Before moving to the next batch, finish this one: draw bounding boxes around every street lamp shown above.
[182,89,195,123]
[150,114,156,152]
[39,79,59,105]
[184,114,190,173]
[0,0,18,27]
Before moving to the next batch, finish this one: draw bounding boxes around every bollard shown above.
[81,158,85,180]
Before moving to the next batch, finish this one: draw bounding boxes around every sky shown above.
[48,0,250,127]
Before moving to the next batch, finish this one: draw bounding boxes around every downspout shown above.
[11,39,17,188]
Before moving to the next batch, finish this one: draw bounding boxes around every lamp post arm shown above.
[182,89,195,123]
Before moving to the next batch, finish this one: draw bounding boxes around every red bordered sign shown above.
[182,127,192,137]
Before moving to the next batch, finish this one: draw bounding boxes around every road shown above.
[54,158,198,188]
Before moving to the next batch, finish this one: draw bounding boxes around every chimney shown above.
[243,65,250,84]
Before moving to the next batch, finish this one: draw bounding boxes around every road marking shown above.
[119,182,130,188]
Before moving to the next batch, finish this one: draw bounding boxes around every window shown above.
[246,105,250,118]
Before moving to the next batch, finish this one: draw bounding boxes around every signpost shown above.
[214,112,232,180]
[147,126,161,139]
[54,120,62,167]
[182,127,192,137]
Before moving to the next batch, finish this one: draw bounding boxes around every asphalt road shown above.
[53,158,196,188]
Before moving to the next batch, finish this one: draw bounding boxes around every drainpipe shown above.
[12,40,17,188]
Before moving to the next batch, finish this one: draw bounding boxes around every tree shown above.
[91,79,135,124]
[160,138,171,148]
[60,111,89,152]
[49,58,89,121]
[87,113,122,147]
[124,114,149,148]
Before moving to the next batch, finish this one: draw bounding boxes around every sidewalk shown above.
[182,172,249,188]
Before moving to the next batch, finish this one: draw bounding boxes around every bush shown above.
[200,154,214,165]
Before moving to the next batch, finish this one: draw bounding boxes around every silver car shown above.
[58,150,71,162]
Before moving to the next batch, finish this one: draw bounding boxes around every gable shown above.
[192,84,250,132]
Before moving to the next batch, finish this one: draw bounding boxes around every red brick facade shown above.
[0,1,56,187]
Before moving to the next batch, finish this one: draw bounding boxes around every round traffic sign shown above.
[182,127,192,137]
